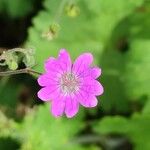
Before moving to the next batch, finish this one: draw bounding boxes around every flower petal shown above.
[37,73,58,87]
[81,78,104,96]
[91,67,101,79]
[65,96,79,118]
[79,67,101,79]
[73,53,93,76]
[51,98,65,117]
[44,57,64,74]
[37,86,60,101]
[77,91,98,107]
[58,49,72,71]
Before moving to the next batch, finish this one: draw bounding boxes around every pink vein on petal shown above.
[73,53,93,76]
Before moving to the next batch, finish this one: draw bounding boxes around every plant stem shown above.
[72,134,106,144]
[71,134,128,149]
[0,68,42,76]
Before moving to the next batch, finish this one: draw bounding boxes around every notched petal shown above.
[65,96,79,118]
[91,67,101,79]
[58,49,72,71]
[37,73,58,87]
[51,99,65,117]
[37,87,52,101]
[73,53,93,75]
[77,92,98,108]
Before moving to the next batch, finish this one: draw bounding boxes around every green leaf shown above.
[94,114,150,150]
[0,77,21,108]
[0,0,34,18]
[142,97,150,114]
[26,0,143,72]
[100,49,130,113]
[0,137,20,150]
[122,39,150,99]
[0,111,19,139]
[20,104,85,150]
[99,1,150,112]
[0,0,5,12]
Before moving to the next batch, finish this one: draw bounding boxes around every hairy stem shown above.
[72,134,106,144]
[0,68,42,76]
[71,134,129,149]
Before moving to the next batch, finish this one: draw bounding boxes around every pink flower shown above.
[37,49,104,118]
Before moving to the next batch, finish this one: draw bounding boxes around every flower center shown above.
[60,72,79,95]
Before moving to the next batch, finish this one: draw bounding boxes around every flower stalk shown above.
[0,68,41,76]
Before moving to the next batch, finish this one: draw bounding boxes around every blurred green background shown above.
[0,0,150,150]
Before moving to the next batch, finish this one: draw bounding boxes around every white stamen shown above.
[60,72,79,95]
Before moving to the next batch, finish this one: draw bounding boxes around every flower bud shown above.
[23,55,35,67]
[65,4,80,18]
[23,48,36,67]
[42,23,60,40]
[5,53,18,70]
[7,61,18,70]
